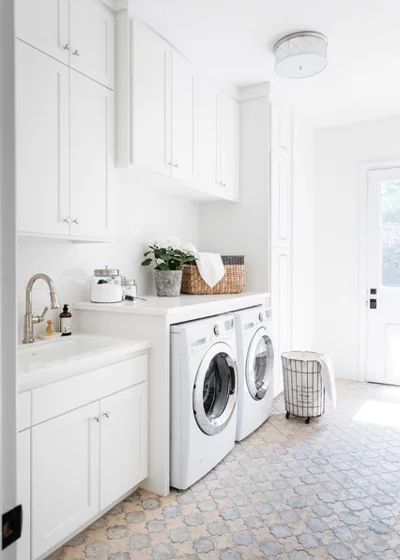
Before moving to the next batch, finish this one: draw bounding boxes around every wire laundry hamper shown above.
[281,351,326,424]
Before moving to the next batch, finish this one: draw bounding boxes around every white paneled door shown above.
[31,403,100,559]
[366,168,400,385]
[171,50,197,184]
[100,384,148,509]
[15,0,69,64]
[69,71,112,240]
[16,41,70,236]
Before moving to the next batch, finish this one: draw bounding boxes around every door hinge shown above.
[2,505,22,550]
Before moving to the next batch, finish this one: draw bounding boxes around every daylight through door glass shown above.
[381,181,400,287]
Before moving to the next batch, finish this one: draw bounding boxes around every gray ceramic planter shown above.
[154,270,182,297]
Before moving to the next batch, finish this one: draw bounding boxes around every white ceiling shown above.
[134,0,400,127]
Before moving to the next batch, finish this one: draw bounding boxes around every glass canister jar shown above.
[122,277,137,301]
[90,266,123,303]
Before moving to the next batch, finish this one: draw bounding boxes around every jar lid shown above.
[122,277,136,286]
[94,266,120,277]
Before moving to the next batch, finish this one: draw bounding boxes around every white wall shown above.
[291,116,315,349]
[17,169,199,339]
[314,115,400,379]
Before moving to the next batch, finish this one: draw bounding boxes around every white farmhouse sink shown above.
[18,334,151,391]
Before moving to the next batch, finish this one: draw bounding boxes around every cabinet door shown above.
[218,93,239,200]
[131,19,171,176]
[15,0,69,64]
[270,100,292,157]
[171,50,197,184]
[17,430,31,560]
[100,383,147,509]
[197,78,218,193]
[271,152,291,246]
[31,403,99,559]
[271,246,292,396]
[16,41,70,236]
[70,71,112,240]
[69,0,114,88]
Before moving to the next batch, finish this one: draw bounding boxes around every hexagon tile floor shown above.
[48,380,400,560]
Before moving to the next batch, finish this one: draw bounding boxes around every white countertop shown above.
[18,334,151,392]
[74,292,270,322]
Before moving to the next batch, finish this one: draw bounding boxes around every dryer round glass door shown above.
[193,342,237,436]
[246,328,274,400]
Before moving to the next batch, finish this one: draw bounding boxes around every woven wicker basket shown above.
[181,256,245,295]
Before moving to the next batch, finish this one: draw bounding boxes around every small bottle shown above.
[45,319,56,337]
[60,304,72,336]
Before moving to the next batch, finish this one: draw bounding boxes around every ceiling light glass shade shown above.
[274,31,327,79]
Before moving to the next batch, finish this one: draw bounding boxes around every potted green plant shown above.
[142,241,196,296]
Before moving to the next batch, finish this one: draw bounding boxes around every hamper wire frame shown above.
[281,351,326,424]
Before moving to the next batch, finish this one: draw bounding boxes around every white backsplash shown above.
[17,170,199,340]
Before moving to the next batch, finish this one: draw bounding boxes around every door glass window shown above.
[381,182,400,287]
[203,353,235,420]
[251,335,273,399]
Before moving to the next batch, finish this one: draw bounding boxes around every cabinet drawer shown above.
[32,354,148,425]
[18,391,31,432]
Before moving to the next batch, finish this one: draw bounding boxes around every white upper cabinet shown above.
[15,0,114,89]
[116,16,239,201]
[15,0,69,64]
[16,41,70,236]
[130,19,170,176]
[170,50,197,184]
[270,151,291,246]
[217,93,239,200]
[69,71,112,239]
[270,99,292,158]
[197,78,218,193]
[69,0,115,89]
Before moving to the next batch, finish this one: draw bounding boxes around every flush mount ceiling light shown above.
[273,31,328,79]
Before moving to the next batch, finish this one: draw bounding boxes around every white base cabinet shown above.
[100,384,147,508]
[32,403,100,559]
[18,354,148,560]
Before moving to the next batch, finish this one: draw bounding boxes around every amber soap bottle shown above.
[59,304,72,336]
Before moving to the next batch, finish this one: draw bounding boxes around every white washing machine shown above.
[234,306,274,441]
[170,314,238,490]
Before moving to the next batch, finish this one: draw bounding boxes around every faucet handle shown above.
[37,306,49,323]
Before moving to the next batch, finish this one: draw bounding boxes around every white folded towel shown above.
[317,353,337,409]
[196,252,225,288]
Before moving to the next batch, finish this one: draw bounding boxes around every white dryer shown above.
[170,314,238,490]
[234,306,274,441]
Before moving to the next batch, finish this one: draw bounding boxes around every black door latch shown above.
[2,505,22,550]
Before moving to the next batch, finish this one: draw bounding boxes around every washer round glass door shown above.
[246,328,274,400]
[193,342,237,435]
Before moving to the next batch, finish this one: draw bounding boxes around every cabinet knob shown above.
[63,217,72,224]
[62,43,70,51]
[173,163,179,168]
[93,416,101,423]
[102,411,111,419]
[72,218,79,225]
[72,49,80,56]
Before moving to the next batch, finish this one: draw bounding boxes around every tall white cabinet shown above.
[199,84,293,396]
[15,0,114,241]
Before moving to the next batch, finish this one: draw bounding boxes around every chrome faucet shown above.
[23,273,60,344]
